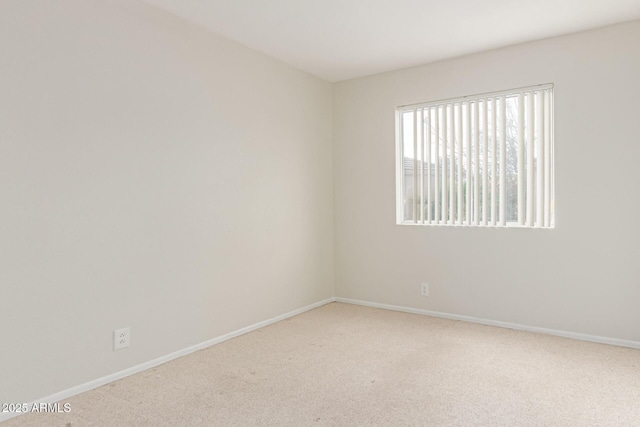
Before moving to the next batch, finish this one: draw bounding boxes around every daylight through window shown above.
[396,84,554,228]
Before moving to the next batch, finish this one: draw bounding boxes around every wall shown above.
[333,21,640,342]
[0,0,333,403]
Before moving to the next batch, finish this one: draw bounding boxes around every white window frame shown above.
[395,84,554,228]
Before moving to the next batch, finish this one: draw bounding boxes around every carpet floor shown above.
[4,302,640,426]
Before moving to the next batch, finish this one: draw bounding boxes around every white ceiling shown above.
[142,0,640,82]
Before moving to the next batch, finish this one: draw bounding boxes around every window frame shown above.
[395,84,555,229]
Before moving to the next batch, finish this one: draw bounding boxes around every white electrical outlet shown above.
[113,327,130,351]
[421,283,429,296]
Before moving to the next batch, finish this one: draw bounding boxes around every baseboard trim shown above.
[335,297,640,350]
[0,297,336,423]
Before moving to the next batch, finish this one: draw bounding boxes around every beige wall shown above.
[0,0,334,403]
[334,21,640,342]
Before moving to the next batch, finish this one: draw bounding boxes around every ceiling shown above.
[142,0,640,82]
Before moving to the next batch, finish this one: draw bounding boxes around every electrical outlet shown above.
[421,283,429,296]
[113,327,130,351]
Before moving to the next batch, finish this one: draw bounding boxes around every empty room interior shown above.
[2,0,640,425]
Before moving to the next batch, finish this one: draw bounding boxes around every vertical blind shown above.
[396,84,554,228]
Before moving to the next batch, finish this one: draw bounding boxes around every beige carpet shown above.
[4,302,640,426]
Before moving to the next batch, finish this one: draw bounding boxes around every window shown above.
[396,84,554,228]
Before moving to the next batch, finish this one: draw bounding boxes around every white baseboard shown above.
[335,297,640,350]
[0,297,336,423]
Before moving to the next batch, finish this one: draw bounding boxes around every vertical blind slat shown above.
[482,100,488,226]
[517,94,525,225]
[456,103,463,224]
[536,92,544,227]
[449,105,455,224]
[398,114,407,220]
[544,91,552,228]
[499,97,506,226]
[413,109,418,223]
[526,92,534,227]
[442,105,448,223]
[473,101,480,225]
[434,106,440,224]
[491,98,497,226]
[465,102,471,225]
[418,108,424,224]
[426,108,432,224]
[399,112,404,221]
